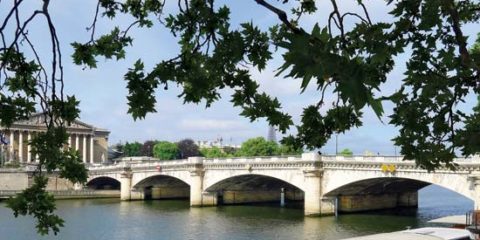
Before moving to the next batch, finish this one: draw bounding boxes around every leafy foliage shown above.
[6,176,64,235]
[177,139,200,159]
[200,146,228,158]
[153,141,179,160]
[122,142,142,157]
[140,140,158,157]
[339,148,353,157]
[236,137,279,157]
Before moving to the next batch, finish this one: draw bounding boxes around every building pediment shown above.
[11,113,94,131]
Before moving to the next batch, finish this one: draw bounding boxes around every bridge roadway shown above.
[86,153,480,216]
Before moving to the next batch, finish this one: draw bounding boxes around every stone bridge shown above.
[86,153,480,216]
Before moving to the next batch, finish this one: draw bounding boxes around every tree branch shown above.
[444,0,480,86]
[253,0,303,35]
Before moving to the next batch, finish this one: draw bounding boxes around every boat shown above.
[342,227,472,240]
[342,214,474,240]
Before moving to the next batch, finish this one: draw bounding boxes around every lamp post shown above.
[335,134,338,155]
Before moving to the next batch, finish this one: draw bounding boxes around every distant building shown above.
[0,113,109,164]
[196,138,240,149]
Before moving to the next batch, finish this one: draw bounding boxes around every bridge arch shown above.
[204,173,304,205]
[321,176,475,213]
[86,176,121,190]
[132,174,191,200]
[132,174,190,189]
[204,171,306,192]
[131,171,192,188]
[322,169,475,201]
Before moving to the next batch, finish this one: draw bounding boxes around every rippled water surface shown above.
[0,185,473,240]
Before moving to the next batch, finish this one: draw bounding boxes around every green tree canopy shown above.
[140,140,158,157]
[200,146,228,158]
[153,141,179,160]
[236,137,279,157]
[177,139,200,159]
[222,146,238,156]
[122,142,142,157]
[2,0,480,235]
[278,144,303,156]
[339,148,353,157]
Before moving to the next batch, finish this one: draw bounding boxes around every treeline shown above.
[114,137,302,160]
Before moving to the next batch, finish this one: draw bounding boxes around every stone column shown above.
[189,157,205,206]
[82,135,87,163]
[68,136,71,149]
[27,132,31,162]
[33,132,38,162]
[90,136,94,163]
[75,134,79,151]
[18,131,23,162]
[34,131,39,162]
[120,167,133,201]
[9,130,14,161]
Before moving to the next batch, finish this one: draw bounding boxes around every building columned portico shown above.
[0,113,109,164]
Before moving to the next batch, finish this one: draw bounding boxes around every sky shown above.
[1,1,479,155]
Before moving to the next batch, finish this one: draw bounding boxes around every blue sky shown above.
[2,1,479,155]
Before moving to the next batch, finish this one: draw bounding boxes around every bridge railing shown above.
[320,155,406,162]
[321,155,480,163]
[86,154,480,171]
[203,156,302,164]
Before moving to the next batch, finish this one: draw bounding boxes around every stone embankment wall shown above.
[0,171,74,191]
[0,170,119,199]
[46,175,75,190]
[0,172,29,190]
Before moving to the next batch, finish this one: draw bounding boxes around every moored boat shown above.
[343,214,476,240]
[342,227,472,240]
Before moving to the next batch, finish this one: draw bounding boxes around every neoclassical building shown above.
[0,113,109,164]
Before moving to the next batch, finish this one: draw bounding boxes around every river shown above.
[0,185,473,240]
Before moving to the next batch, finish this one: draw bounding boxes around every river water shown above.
[0,185,473,240]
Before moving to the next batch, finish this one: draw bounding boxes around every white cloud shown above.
[179,119,247,131]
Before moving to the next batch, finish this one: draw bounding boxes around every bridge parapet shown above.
[203,155,301,163]
[321,157,480,172]
[86,154,480,173]
[202,155,323,171]
[321,155,404,162]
